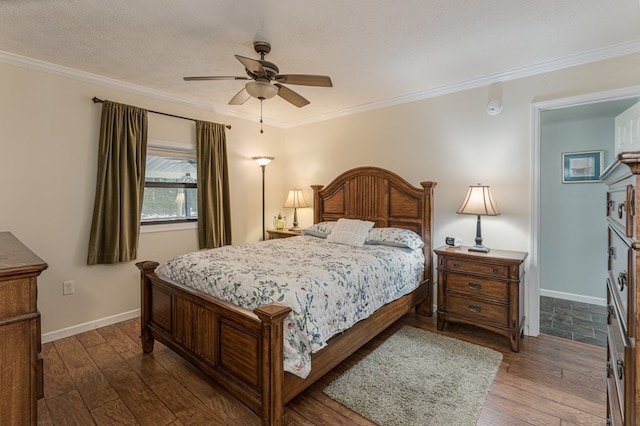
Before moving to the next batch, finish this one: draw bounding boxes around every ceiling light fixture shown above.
[245,81,278,100]
[245,81,278,134]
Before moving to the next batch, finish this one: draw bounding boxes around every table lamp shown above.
[457,184,500,252]
[284,189,309,231]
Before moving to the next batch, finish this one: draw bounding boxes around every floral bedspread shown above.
[156,235,425,378]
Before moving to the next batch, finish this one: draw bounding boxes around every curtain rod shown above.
[92,97,231,129]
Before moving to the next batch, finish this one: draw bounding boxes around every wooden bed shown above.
[136,166,436,425]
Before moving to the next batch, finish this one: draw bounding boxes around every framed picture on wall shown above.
[562,150,604,183]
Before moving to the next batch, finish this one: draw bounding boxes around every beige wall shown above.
[284,54,640,257]
[2,52,640,337]
[0,61,286,335]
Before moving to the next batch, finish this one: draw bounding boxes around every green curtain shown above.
[87,101,148,265]
[196,120,232,249]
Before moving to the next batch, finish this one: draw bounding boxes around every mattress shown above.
[157,234,425,378]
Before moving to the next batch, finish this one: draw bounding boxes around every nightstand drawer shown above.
[444,258,509,278]
[445,294,508,324]
[446,274,507,300]
[267,229,301,239]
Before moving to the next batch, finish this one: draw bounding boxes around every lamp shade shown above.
[252,156,274,166]
[284,189,309,208]
[457,185,500,216]
[246,81,278,100]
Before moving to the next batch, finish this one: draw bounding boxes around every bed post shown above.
[136,261,159,353]
[311,185,324,223]
[254,304,292,426]
[417,181,437,317]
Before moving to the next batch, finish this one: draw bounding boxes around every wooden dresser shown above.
[0,232,48,425]
[434,246,527,352]
[601,152,640,425]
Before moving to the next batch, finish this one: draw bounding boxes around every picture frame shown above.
[562,150,604,183]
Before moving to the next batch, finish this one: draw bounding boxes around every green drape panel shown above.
[196,120,232,249]
[87,101,148,265]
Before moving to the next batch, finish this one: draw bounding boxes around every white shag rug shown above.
[323,326,502,426]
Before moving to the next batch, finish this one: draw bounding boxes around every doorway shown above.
[529,85,640,339]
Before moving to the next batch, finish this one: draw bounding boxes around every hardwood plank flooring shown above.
[38,313,606,425]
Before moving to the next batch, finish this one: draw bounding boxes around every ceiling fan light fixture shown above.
[245,81,278,100]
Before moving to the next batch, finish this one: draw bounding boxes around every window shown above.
[141,144,198,225]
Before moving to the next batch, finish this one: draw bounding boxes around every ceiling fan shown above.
[183,41,333,109]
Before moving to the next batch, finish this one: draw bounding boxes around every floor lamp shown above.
[252,156,274,241]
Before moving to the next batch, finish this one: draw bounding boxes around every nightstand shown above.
[267,229,301,239]
[434,246,528,352]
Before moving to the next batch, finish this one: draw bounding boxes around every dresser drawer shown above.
[607,343,628,425]
[0,277,37,318]
[445,294,508,324]
[608,228,631,326]
[445,274,507,301]
[444,258,509,278]
[607,369,624,426]
[607,185,634,237]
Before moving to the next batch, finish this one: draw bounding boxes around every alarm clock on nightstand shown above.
[445,236,462,247]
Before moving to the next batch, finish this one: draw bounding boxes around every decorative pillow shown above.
[302,221,336,238]
[326,218,375,247]
[366,228,424,250]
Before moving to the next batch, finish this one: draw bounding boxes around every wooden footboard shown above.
[136,261,431,425]
[137,261,291,425]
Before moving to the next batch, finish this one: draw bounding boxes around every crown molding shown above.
[0,50,289,128]
[288,39,640,127]
[2,40,640,129]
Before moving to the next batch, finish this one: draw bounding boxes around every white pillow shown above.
[326,218,375,247]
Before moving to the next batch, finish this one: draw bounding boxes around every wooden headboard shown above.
[311,166,436,281]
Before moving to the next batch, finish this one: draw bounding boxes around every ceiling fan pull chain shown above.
[260,99,264,134]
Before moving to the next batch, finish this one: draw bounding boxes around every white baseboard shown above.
[41,309,140,344]
[539,289,606,306]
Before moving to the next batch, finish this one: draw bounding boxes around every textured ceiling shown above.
[1,0,639,127]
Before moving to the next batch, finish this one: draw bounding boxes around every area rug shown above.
[323,326,502,426]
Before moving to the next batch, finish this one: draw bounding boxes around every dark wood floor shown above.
[37,313,606,425]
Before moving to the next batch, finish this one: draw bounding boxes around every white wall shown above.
[2,52,640,339]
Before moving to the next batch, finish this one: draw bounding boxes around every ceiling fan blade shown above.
[235,55,266,76]
[275,74,333,87]
[274,83,310,108]
[184,76,249,81]
[229,88,251,105]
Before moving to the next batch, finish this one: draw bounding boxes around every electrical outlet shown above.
[63,280,75,295]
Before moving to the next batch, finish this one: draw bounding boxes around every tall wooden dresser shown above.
[601,152,640,425]
[0,232,48,425]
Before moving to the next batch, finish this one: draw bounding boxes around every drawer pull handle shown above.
[618,271,627,291]
[617,359,624,380]
[452,262,459,268]
[468,304,481,313]
[608,246,616,259]
[468,282,481,290]
[607,199,614,212]
[606,360,613,378]
[608,304,615,321]
[618,202,625,219]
